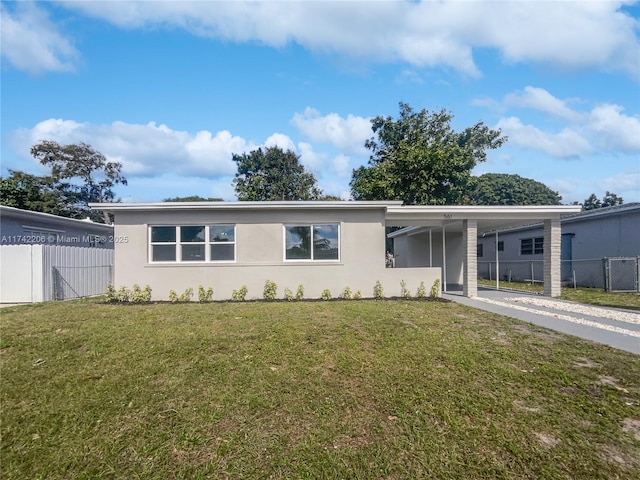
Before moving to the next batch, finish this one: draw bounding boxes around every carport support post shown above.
[543,218,561,297]
[463,219,478,297]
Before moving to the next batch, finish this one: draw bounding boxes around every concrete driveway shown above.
[444,288,640,355]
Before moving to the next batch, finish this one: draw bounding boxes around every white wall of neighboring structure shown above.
[0,245,44,302]
[111,206,441,301]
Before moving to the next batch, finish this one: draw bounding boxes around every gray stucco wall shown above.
[112,207,440,301]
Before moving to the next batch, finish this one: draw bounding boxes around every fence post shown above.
[603,257,609,292]
[637,256,640,293]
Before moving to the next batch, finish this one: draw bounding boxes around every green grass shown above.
[478,278,640,310]
[2,299,639,479]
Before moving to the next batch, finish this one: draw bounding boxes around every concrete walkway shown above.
[443,288,640,355]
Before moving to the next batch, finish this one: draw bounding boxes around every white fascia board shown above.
[89,201,402,212]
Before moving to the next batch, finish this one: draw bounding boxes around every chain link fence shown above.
[478,257,639,291]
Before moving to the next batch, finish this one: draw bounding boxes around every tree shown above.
[469,173,561,205]
[582,191,624,210]
[0,170,85,218]
[30,141,127,223]
[232,146,322,201]
[350,102,507,204]
[163,195,223,202]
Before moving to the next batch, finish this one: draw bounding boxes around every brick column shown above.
[543,218,561,297]
[463,220,477,297]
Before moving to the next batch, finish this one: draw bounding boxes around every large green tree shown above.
[583,191,624,210]
[0,170,85,218]
[469,173,562,205]
[30,141,127,222]
[232,146,322,201]
[350,102,507,204]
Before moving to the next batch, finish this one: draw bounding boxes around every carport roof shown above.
[384,205,582,235]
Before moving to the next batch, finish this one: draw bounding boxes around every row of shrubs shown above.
[105,279,441,304]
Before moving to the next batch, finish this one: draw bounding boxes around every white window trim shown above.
[283,223,341,262]
[148,225,236,263]
[520,236,543,256]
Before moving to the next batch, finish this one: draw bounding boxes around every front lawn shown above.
[1,299,639,479]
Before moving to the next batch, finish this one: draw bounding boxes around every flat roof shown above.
[1,205,113,230]
[89,201,581,234]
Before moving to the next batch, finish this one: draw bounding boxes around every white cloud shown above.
[58,0,640,79]
[291,107,371,154]
[264,133,297,152]
[1,2,79,74]
[504,86,582,122]
[12,119,255,177]
[598,169,640,196]
[489,87,640,158]
[588,104,640,152]
[332,154,352,179]
[495,117,592,158]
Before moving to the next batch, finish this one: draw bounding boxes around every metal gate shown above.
[604,257,640,293]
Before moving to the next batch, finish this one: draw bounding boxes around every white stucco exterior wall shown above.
[111,207,440,301]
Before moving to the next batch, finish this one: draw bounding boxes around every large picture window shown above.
[520,237,543,255]
[150,225,235,262]
[285,224,339,261]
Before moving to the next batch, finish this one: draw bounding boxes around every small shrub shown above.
[130,284,152,303]
[263,280,278,301]
[430,278,441,298]
[105,284,118,303]
[374,280,384,300]
[116,286,129,303]
[169,289,179,303]
[321,289,332,301]
[339,286,353,300]
[400,280,411,299]
[416,281,427,299]
[284,287,294,302]
[295,284,304,300]
[232,285,248,301]
[179,288,194,302]
[353,290,362,299]
[198,285,213,303]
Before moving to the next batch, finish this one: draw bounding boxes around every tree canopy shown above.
[469,173,562,205]
[0,170,85,218]
[583,191,624,210]
[232,146,322,201]
[350,102,507,205]
[30,141,127,223]
[163,195,223,202]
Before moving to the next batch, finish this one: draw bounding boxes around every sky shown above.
[1,0,639,204]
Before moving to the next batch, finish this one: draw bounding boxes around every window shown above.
[498,241,504,252]
[285,224,339,261]
[477,244,483,257]
[520,237,543,255]
[150,225,235,262]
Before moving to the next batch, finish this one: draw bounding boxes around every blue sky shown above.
[2,0,639,204]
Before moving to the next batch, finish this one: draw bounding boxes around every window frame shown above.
[148,224,236,263]
[283,223,341,262]
[520,237,543,256]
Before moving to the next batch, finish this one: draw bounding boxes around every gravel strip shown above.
[475,297,640,338]
[503,297,640,325]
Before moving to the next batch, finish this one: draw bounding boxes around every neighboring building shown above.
[0,206,114,303]
[0,205,114,248]
[475,203,640,288]
[90,201,580,300]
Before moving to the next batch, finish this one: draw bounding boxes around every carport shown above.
[385,205,582,298]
